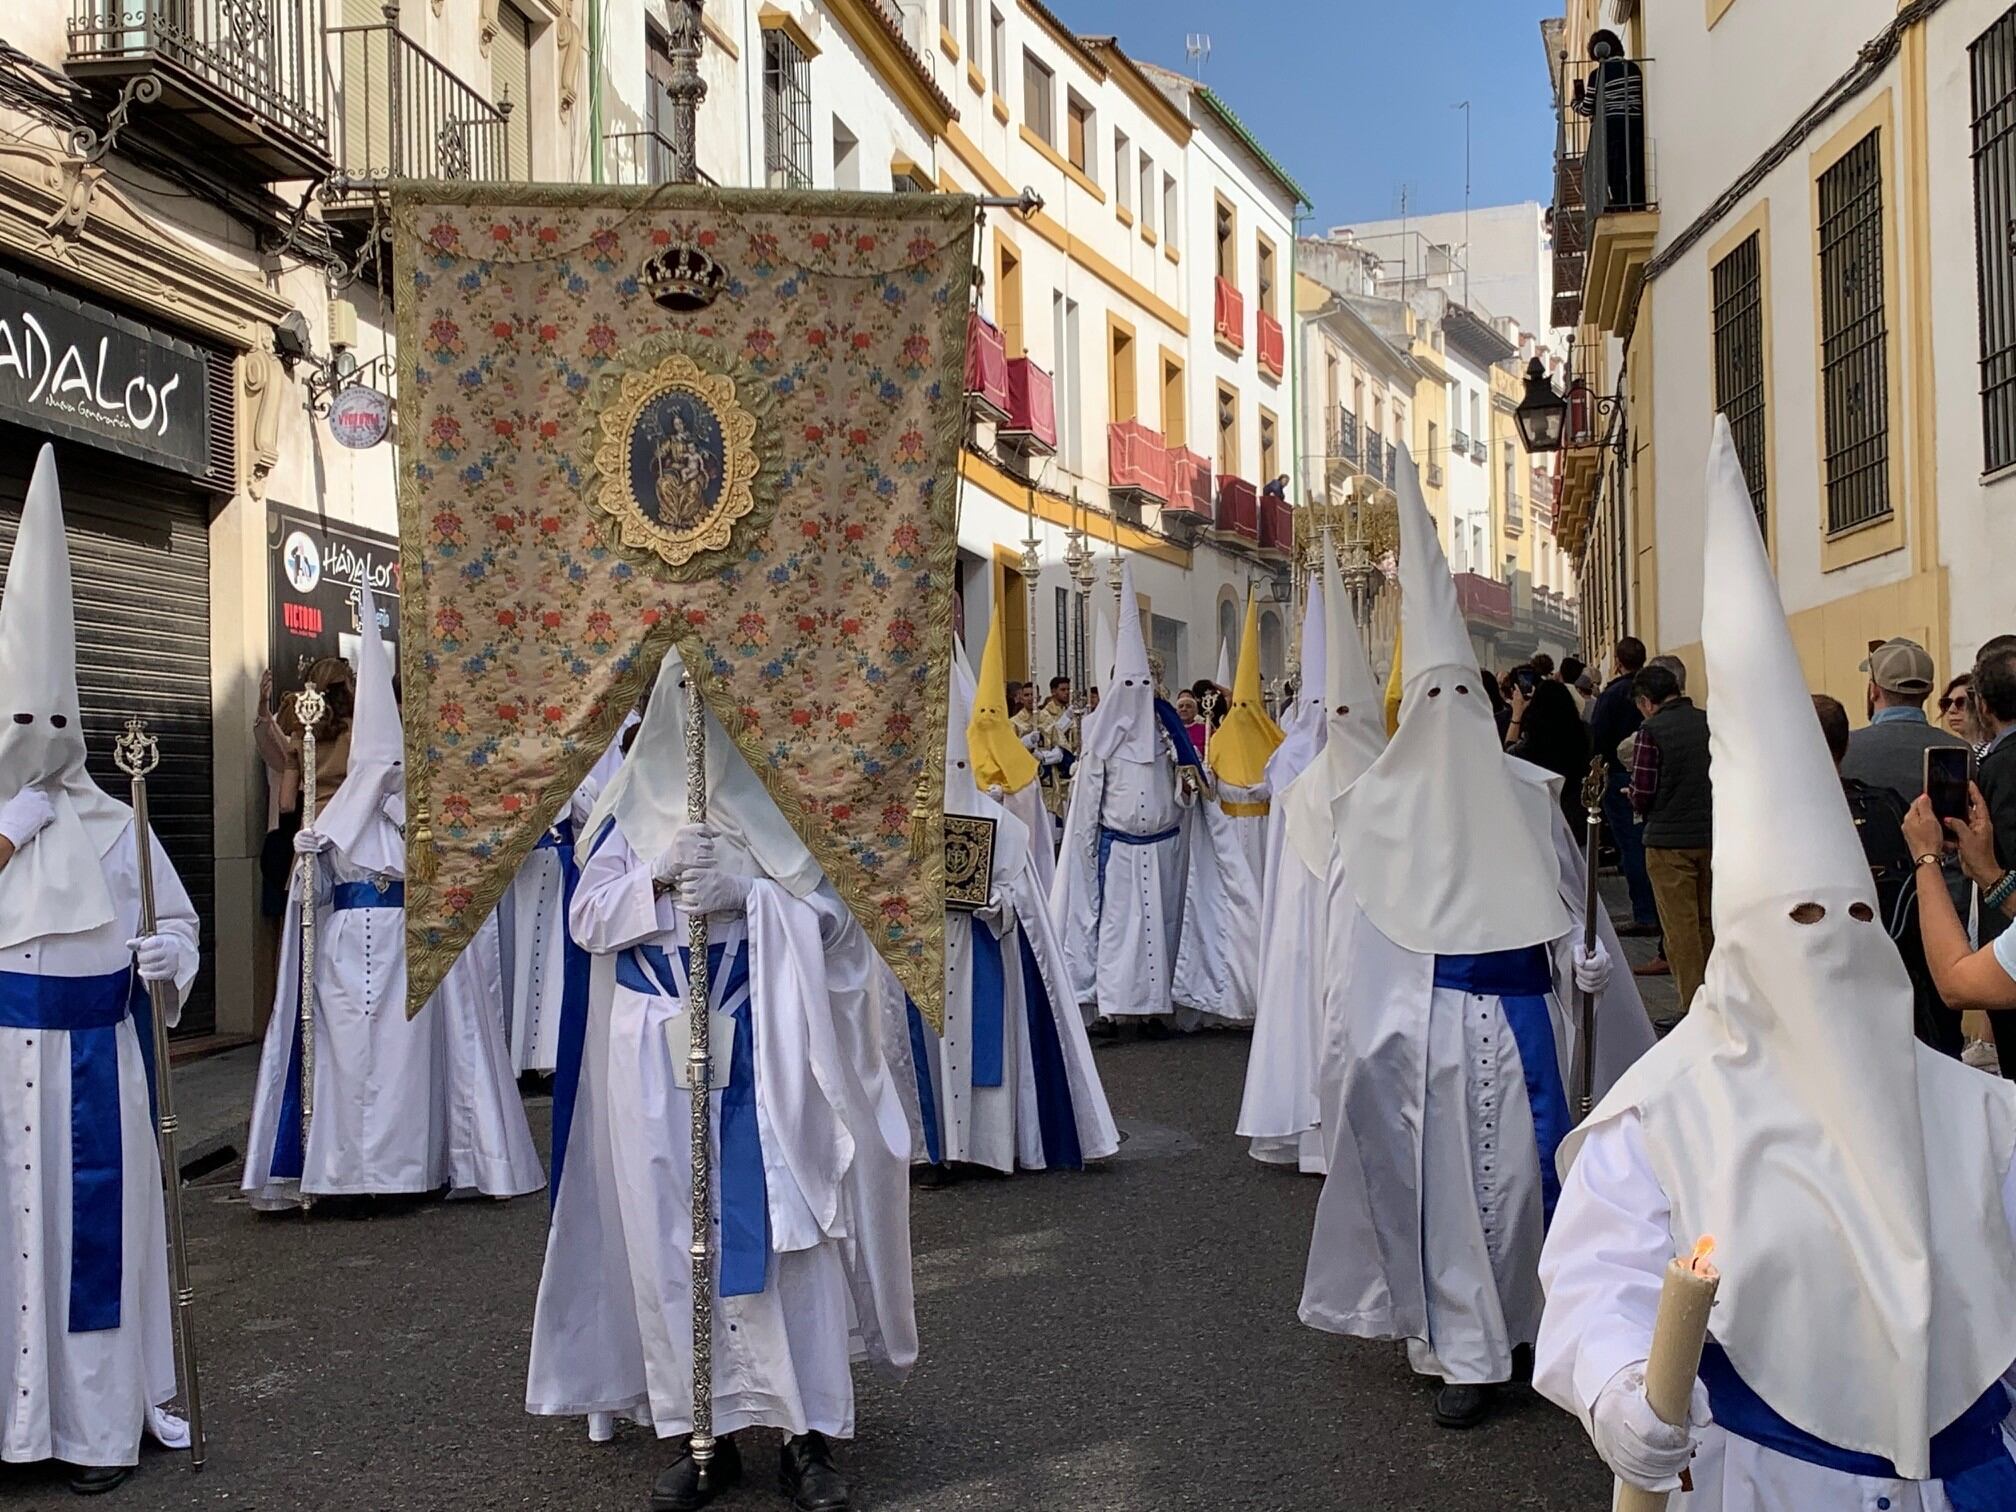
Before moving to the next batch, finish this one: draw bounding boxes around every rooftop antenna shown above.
[1185,33,1211,79]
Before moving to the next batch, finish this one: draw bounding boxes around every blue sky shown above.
[1046,1,1561,229]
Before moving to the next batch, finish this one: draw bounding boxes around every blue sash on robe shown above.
[532,819,594,1209]
[905,999,942,1167]
[1096,825,1181,902]
[969,922,1007,1089]
[1017,929,1082,1171]
[1700,1341,2016,1509]
[0,966,156,1333]
[1153,699,1203,769]
[270,876,403,1181]
[1432,946,1568,1226]
[616,938,769,1298]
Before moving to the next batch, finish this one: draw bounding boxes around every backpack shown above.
[1841,777,1915,939]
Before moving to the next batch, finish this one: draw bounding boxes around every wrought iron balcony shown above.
[1364,432,1386,483]
[1471,435,1488,464]
[326,15,510,211]
[604,127,676,186]
[1334,407,1360,465]
[66,0,332,182]
[1426,459,1445,488]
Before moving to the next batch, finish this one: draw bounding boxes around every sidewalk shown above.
[1601,872,1681,1024]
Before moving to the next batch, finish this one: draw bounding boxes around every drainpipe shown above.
[588,0,603,183]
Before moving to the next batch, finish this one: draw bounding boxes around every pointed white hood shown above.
[1213,634,1231,693]
[582,644,823,898]
[1094,609,1115,692]
[1266,563,1327,792]
[0,444,129,949]
[1567,418,2016,1477]
[1328,446,1566,954]
[316,583,406,877]
[1283,544,1390,876]
[1080,565,1159,764]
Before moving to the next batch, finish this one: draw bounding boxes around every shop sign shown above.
[327,384,391,449]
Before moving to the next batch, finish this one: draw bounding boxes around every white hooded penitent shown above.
[1328,446,1567,955]
[1564,417,2016,1477]
[582,644,823,899]
[1283,541,1390,876]
[1078,564,1159,765]
[0,444,130,950]
[1266,562,1327,793]
[315,583,407,878]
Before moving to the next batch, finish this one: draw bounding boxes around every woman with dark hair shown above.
[1481,666,1512,742]
[1941,672,1982,750]
[1509,679,1593,827]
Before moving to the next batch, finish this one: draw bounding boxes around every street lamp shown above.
[1514,356,1569,456]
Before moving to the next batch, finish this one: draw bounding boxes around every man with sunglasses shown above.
[1841,638,1967,810]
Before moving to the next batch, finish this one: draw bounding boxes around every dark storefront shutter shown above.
[0,426,217,1034]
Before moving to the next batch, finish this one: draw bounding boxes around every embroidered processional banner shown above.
[390,182,976,1022]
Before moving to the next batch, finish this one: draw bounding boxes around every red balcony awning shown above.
[1166,446,1212,517]
[1256,309,1284,378]
[1108,419,1171,501]
[1258,490,1293,554]
[1214,276,1245,352]
[1454,571,1514,629]
[1003,356,1057,452]
[1216,473,1259,540]
[965,312,1009,421]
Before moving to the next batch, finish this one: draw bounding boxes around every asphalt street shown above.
[0,1006,1632,1512]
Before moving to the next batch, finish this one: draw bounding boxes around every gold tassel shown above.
[909,772,933,862]
[410,812,437,883]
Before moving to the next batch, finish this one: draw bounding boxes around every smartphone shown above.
[1514,668,1538,697]
[1926,746,1976,826]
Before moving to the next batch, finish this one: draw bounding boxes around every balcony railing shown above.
[1108,419,1171,502]
[1364,432,1387,484]
[1214,276,1245,352]
[1551,54,1591,330]
[1001,356,1057,454]
[1256,309,1285,378]
[1258,489,1293,555]
[605,127,675,185]
[1167,446,1212,518]
[1334,408,1360,465]
[1426,459,1445,488]
[1532,465,1557,529]
[1452,427,1471,457]
[964,312,1010,423]
[1455,570,1513,629]
[1215,473,1259,540]
[1579,54,1655,244]
[1472,435,1488,465]
[326,18,510,207]
[67,0,331,181]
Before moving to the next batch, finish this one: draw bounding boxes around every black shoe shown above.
[1509,1343,1534,1384]
[780,1432,850,1511]
[1088,1016,1119,1042]
[913,1161,957,1190]
[67,1466,134,1497]
[650,1434,743,1512]
[1139,1017,1172,1040]
[1433,1383,1493,1429]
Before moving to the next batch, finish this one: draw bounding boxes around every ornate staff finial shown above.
[113,717,159,778]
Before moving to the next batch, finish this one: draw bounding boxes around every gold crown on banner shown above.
[643,240,728,312]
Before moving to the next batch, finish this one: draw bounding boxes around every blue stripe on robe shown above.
[1153,699,1203,769]
[1432,946,1568,1226]
[1701,1340,2016,1508]
[534,819,595,1210]
[617,940,769,1298]
[0,967,151,1332]
[905,999,942,1167]
[1017,928,1082,1171]
[969,923,1006,1089]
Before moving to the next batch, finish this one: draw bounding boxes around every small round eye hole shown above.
[1789,902,1827,925]
[1455,684,1470,695]
[47,715,66,729]
[1427,687,1442,699]
[1335,704,1350,716]
[1849,901,1875,922]
[1124,678,1135,687]
[10,712,30,724]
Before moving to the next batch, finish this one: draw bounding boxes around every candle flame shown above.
[1689,1235,1717,1274]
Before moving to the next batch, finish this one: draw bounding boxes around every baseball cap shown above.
[1860,637,1935,695]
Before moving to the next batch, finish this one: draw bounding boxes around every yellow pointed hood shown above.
[967,614,1038,794]
[1207,593,1283,788]
[1383,626,1404,736]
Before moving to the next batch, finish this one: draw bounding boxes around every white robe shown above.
[500,780,598,1075]
[1050,754,1191,1022]
[1538,1110,2016,1510]
[1173,778,1267,1028]
[242,848,544,1209]
[0,821,194,1467]
[1299,810,1653,1384]
[1236,813,1330,1172]
[999,780,1055,898]
[525,821,915,1441]
[913,849,1118,1173]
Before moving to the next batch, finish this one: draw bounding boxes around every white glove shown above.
[675,868,751,916]
[0,787,55,848]
[126,935,180,985]
[293,827,331,856]
[1591,1365,1708,1493]
[1039,746,1066,768]
[1573,939,1613,996]
[1019,728,1041,751]
[985,784,1006,801]
[381,790,407,830]
[653,824,717,882]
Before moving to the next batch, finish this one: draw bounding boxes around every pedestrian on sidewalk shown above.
[1842,637,1965,808]
[1631,661,1714,1015]
[1589,636,1660,938]
[1968,639,2016,1076]
[0,447,199,1492]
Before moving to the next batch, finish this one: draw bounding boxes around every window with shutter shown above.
[493,1,533,180]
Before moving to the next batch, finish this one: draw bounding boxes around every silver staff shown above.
[294,682,329,1208]
[682,670,719,1486]
[1571,754,1608,1116]
[112,720,205,1471]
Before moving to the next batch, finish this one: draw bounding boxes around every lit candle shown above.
[1615,1237,1720,1512]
